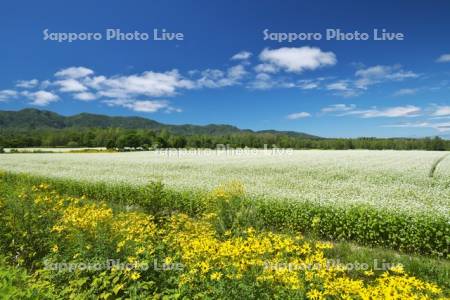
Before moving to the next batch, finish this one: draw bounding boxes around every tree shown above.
[106,139,116,150]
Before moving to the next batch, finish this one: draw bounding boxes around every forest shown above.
[0,127,448,151]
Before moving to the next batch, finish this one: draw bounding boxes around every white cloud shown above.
[247,73,274,90]
[432,106,450,116]
[55,66,94,78]
[436,54,450,63]
[344,105,421,118]
[259,47,336,73]
[322,104,422,118]
[297,80,319,90]
[321,104,356,113]
[0,90,18,102]
[231,51,252,60]
[127,100,170,113]
[103,98,179,113]
[286,112,311,120]
[55,79,87,92]
[433,123,450,132]
[40,80,51,89]
[384,121,450,132]
[247,73,296,90]
[23,90,59,106]
[355,65,418,89]
[195,65,246,88]
[16,79,39,89]
[92,70,194,98]
[73,92,97,101]
[326,80,359,97]
[326,81,348,91]
[227,65,247,81]
[393,88,417,96]
[254,63,278,73]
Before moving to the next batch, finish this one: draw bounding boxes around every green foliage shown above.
[0,258,52,299]
[207,181,262,235]
[254,199,449,258]
[0,184,60,269]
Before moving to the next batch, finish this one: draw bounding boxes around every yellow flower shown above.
[51,225,64,233]
[199,261,210,274]
[130,272,141,281]
[210,272,222,281]
[164,256,173,264]
[390,264,404,274]
[364,270,374,276]
[51,244,59,253]
[312,216,321,228]
[307,289,324,300]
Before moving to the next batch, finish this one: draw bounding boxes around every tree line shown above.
[0,128,448,151]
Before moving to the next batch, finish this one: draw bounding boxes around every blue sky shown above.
[1,0,450,138]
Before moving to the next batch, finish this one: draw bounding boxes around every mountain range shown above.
[0,108,318,138]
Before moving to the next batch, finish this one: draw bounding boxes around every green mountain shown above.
[0,108,319,138]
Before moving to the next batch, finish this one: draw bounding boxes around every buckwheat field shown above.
[1,150,449,298]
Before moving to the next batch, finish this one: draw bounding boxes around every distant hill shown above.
[0,108,319,138]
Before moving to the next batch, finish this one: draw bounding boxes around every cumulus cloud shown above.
[73,92,97,101]
[247,73,295,90]
[90,70,194,98]
[0,90,18,102]
[55,66,94,78]
[247,73,274,90]
[103,98,179,113]
[321,65,419,97]
[231,51,252,60]
[259,47,336,73]
[16,79,39,89]
[286,112,311,120]
[436,54,450,63]
[23,90,59,106]
[55,79,87,92]
[254,63,278,73]
[195,65,247,88]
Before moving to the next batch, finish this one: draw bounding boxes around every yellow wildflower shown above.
[51,244,59,253]
[210,272,222,281]
[130,272,141,281]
